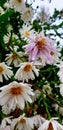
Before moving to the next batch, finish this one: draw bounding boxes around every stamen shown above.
[11,54,17,60]
[20,118,26,124]
[0,66,3,73]
[25,31,30,37]
[47,122,54,130]
[23,64,32,72]
[17,0,22,3]
[11,85,23,95]
[36,38,45,50]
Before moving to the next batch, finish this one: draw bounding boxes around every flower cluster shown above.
[0,0,63,130]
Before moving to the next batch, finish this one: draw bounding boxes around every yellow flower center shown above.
[11,54,17,60]
[0,66,3,73]
[23,64,32,72]
[36,38,45,50]
[20,118,26,124]
[25,31,30,37]
[11,85,23,95]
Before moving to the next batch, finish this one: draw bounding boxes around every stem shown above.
[41,92,51,120]
[31,83,63,107]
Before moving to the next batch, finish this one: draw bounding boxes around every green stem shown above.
[41,92,51,120]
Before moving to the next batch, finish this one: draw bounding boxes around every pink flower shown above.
[23,33,56,66]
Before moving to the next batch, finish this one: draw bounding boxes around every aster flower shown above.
[42,84,52,95]
[11,114,45,130]
[21,7,33,22]
[0,6,5,15]
[4,2,11,10]
[19,23,35,39]
[36,6,50,23]
[0,62,13,82]
[4,32,18,44]
[5,51,24,67]
[9,0,25,12]
[31,90,41,102]
[38,118,63,130]
[33,115,45,128]
[11,115,34,130]
[50,47,61,65]
[15,62,39,82]
[0,81,34,113]
[23,33,57,66]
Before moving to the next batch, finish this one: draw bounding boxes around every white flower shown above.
[36,6,50,23]
[15,62,39,82]
[19,24,34,38]
[59,83,63,96]
[9,0,25,12]
[52,103,58,111]
[38,118,63,130]
[21,7,33,22]
[57,70,63,82]
[0,62,13,82]
[5,51,24,67]
[11,115,34,130]
[52,104,63,116]
[32,90,41,102]
[0,81,34,113]
[50,47,61,65]
[4,2,11,10]
[42,84,52,95]
[33,115,45,127]
[0,6,5,15]
[1,117,12,128]
[4,32,18,44]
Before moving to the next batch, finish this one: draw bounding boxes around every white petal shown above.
[17,96,25,110]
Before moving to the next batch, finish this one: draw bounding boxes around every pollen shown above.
[23,64,32,72]
[0,66,3,73]
[25,31,30,37]
[11,85,23,95]
[11,54,17,60]
[20,118,26,124]
[36,38,45,50]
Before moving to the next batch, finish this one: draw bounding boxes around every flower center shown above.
[36,38,45,50]
[11,54,17,60]
[23,64,32,72]
[20,118,26,124]
[11,85,23,95]
[47,122,53,130]
[17,0,22,3]
[26,10,31,15]
[50,51,54,56]
[25,31,30,37]
[0,66,3,73]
